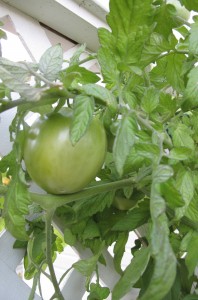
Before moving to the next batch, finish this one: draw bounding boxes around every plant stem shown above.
[30,177,135,210]
[28,272,39,300]
[45,209,64,300]
[0,96,56,113]
[78,54,97,65]
[156,49,189,61]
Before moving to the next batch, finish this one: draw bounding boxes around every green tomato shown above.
[167,0,190,21]
[113,196,134,211]
[24,113,107,194]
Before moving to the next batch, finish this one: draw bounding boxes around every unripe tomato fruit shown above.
[24,113,107,194]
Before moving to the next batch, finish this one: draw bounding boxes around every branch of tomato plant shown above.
[78,53,97,66]
[28,272,40,300]
[30,178,135,211]
[157,49,189,61]
[0,90,76,113]
[45,208,65,300]
[131,109,173,149]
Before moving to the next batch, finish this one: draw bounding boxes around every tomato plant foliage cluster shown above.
[1,0,198,299]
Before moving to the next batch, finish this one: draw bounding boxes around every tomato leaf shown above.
[97,28,119,86]
[69,44,86,66]
[172,123,194,150]
[184,232,198,277]
[113,114,138,177]
[64,65,100,84]
[0,66,42,100]
[152,165,174,184]
[0,58,38,82]
[183,67,198,110]
[73,250,102,277]
[39,44,63,81]
[88,283,110,300]
[82,84,117,113]
[70,94,94,145]
[112,247,150,300]
[82,219,100,240]
[141,86,160,114]
[64,228,76,246]
[73,191,115,220]
[189,21,198,56]
[160,180,184,209]
[4,168,31,241]
[140,184,177,300]
[166,53,186,93]
[112,198,150,232]
[113,232,129,274]
[135,143,160,160]
[169,147,192,160]
[175,168,194,219]
[141,32,176,66]
[182,0,198,12]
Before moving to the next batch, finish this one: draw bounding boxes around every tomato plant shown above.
[24,112,107,194]
[1,1,198,300]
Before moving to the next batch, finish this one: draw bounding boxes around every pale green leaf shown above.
[153,165,174,183]
[141,32,175,66]
[189,22,198,55]
[166,53,185,93]
[82,219,100,240]
[169,147,192,160]
[0,66,42,100]
[135,143,160,160]
[175,169,194,219]
[112,198,150,231]
[141,185,177,300]
[39,44,63,81]
[0,58,38,82]
[160,180,184,209]
[183,67,198,110]
[185,194,198,223]
[73,191,115,220]
[64,228,76,246]
[141,86,160,113]
[185,232,198,276]
[172,124,194,150]
[82,84,117,113]
[88,283,110,300]
[69,44,86,66]
[70,95,94,145]
[63,65,100,84]
[73,251,101,277]
[4,170,31,241]
[113,114,138,177]
[97,28,119,85]
[113,232,129,274]
[182,0,198,12]
[112,247,150,300]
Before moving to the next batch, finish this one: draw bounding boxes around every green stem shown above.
[30,177,135,210]
[157,49,189,61]
[0,97,56,114]
[28,272,39,300]
[45,209,64,300]
[78,54,97,65]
